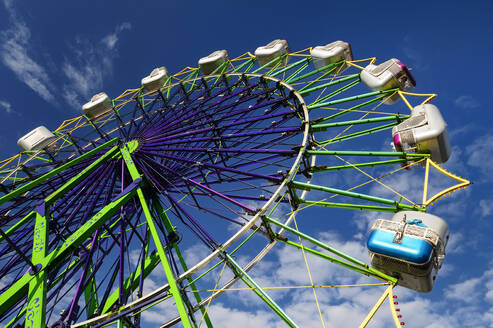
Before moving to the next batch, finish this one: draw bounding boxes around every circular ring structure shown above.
[0,48,470,328]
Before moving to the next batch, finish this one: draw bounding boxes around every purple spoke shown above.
[166,193,218,246]
[141,150,282,183]
[143,108,294,146]
[138,146,295,156]
[141,126,299,148]
[66,229,99,321]
[141,80,260,139]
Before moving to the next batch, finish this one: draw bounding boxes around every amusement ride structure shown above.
[0,40,471,327]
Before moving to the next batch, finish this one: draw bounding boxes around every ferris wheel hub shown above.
[125,139,140,154]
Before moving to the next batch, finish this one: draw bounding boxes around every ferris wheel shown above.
[0,40,471,328]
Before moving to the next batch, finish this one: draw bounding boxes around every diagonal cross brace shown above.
[0,177,141,322]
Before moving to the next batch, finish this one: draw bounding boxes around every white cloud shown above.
[1,0,131,109]
[133,227,493,328]
[61,22,131,109]
[0,100,12,113]
[101,22,132,50]
[3,0,13,9]
[207,303,280,328]
[0,4,55,103]
[402,46,430,71]
[454,95,480,109]
[445,277,481,303]
[466,133,493,179]
[446,231,464,254]
[478,199,493,218]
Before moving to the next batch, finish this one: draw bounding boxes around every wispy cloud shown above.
[466,133,493,180]
[149,229,493,328]
[1,1,131,110]
[478,199,493,218]
[0,1,55,103]
[454,95,480,109]
[402,36,430,72]
[0,100,12,114]
[101,22,132,50]
[62,23,132,109]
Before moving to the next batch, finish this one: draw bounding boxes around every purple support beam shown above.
[66,229,99,322]
[141,151,282,183]
[143,107,294,146]
[141,126,300,148]
[137,146,295,156]
[141,82,263,139]
[166,193,218,246]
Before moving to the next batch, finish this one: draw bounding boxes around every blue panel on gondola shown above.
[367,230,433,265]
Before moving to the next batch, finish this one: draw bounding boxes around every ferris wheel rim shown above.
[0,44,471,328]
[67,72,311,328]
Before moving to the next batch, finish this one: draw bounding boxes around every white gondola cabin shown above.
[82,92,113,120]
[392,104,451,163]
[254,39,289,68]
[367,211,449,293]
[198,50,229,75]
[141,67,169,92]
[360,58,416,104]
[310,41,353,71]
[17,126,56,151]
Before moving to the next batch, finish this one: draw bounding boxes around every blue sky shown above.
[1,0,492,327]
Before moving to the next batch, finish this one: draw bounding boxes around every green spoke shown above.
[289,180,418,210]
[224,253,299,328]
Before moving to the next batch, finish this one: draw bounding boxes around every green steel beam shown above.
[152,199,213,328]
[316,122,399,145]
[0,137,119,206]
[269,57,310,78]
[311,79,360,106]
[307,89,397,110]
[210,61,229,76]
[25,207,49,328]
[299,73,360,96]
[252,54,287,74]
[22,154,53,163]
[231,58,255,73]
[224,253,299,328]
[282,239,396,283]
[0,186,138,321]
[101,252,161,314]
[181,69,200,89]
[295,66,339,93]
[0,211,35,243]
[0,271,32,320]
[43,184,139,268]
[284,61,310,82]
[189,69,204,92]
[300,200,425,213]
[26,270,47,328]
[311,115,409,131]
[266,216,365,267]
[316,95,389,123]
[304,150,429,157]
[3,307,25,328]
[120,145,193,328]
[311,159,409,172]
[45,145,119,205]
[264,216,397,283]
[289,180,417,210]
[286,61,343,84]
